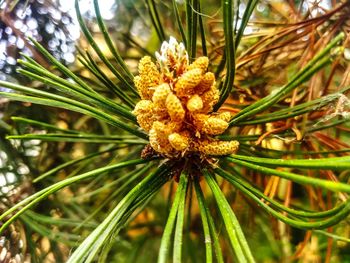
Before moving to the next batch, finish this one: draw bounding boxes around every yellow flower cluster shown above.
[133,37,239,158]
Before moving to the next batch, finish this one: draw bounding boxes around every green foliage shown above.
[1,0,350,262]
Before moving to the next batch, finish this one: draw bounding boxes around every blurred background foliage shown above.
[0,0,350,262]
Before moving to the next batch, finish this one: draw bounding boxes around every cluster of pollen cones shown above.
[132,37,239,158]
